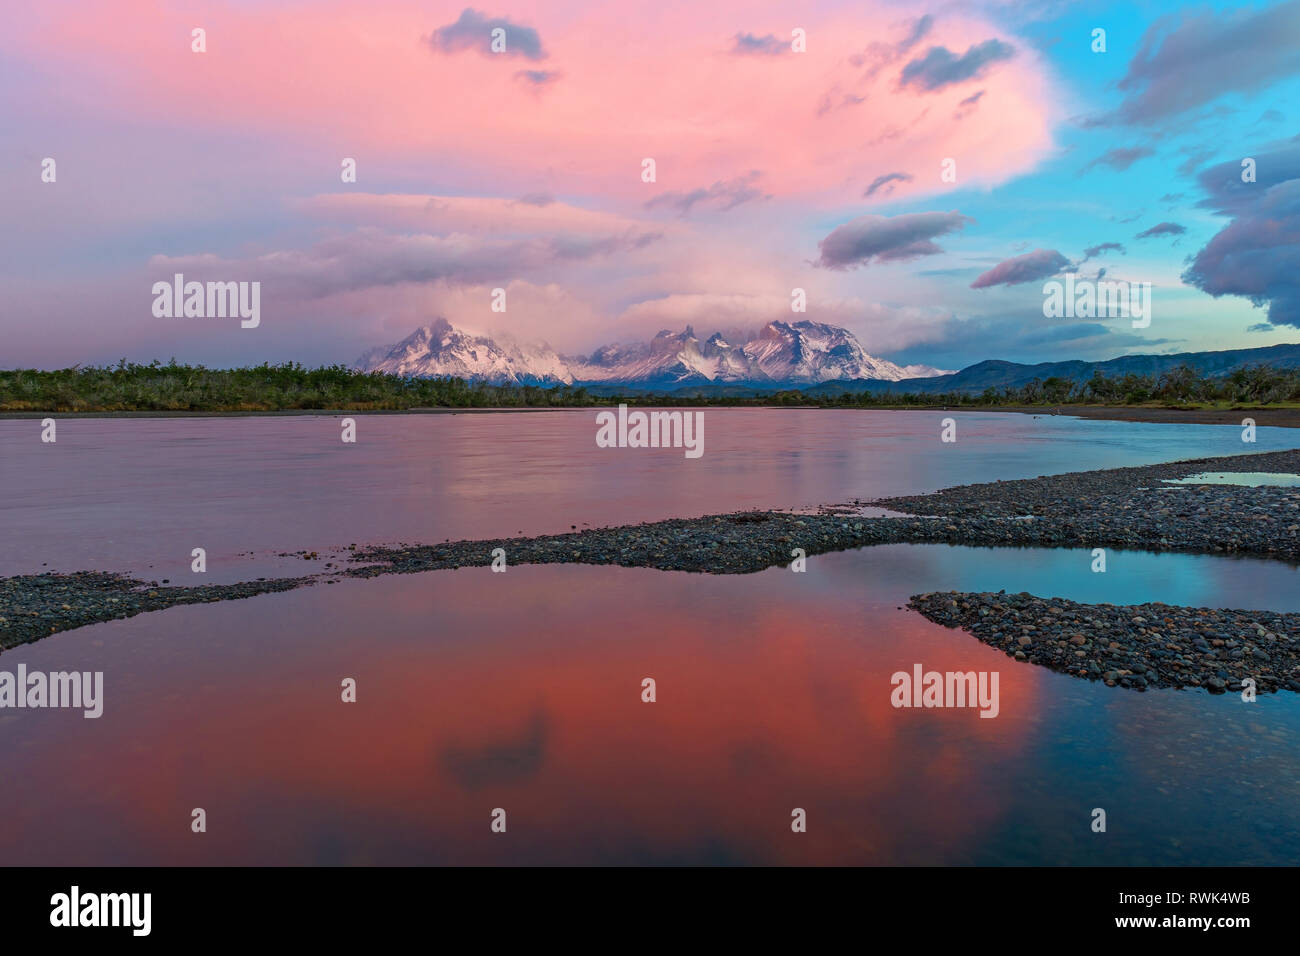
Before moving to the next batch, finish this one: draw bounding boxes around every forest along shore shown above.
[4,405,1300,426]
[2,448,1299,694]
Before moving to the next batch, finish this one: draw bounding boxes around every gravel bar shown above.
[347,448,1300,573]
[3,447,1299,656]
[909,591,1300,694]
[0,572,307,652]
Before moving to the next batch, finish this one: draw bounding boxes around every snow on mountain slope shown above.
[355,318,943,386]
[740,320,911,382]
[899,363,956,378]
[356,319,574,385]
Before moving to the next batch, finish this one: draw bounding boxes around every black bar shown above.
[4,866,1283,943]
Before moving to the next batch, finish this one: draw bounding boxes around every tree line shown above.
[1,359,1297,412]
[771,363,1300,407]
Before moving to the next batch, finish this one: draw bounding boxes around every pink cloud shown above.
[295,193,674,237]
[0,1,1071,368]
[11,0,1060,205]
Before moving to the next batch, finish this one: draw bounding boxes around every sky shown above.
[2,0,1299,371]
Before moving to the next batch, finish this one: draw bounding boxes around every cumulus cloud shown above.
[1135,221,1186,239]
[429,8,547,60]
[815,211,973,269]
[1194,140,1300,215]
[645,171,770,216]
[863,171,914,198]
[1108,1,1300,124]
[1181,139,1300,327]
[898,39,1015,92]
[970,248,1070,288]
[1183,177,1300,327]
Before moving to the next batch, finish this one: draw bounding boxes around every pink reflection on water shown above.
[0,562,1043,865]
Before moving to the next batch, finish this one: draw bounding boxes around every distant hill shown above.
[796,342,1300,397]
[357,322,1300,397]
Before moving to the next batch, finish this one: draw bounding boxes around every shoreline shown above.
[2,404,1299,427]
[0,407,583,419]
[933,404,1300,428]
[4,447,1299,694]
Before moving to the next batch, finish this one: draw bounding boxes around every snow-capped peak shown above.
[355,319,945,387]
[356,319,574,385]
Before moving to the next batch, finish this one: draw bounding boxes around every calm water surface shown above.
[1,411,1298,865]
[1,408,1294,578]
[1163,471,1300,487]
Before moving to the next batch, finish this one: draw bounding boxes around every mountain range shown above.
[811,342,1300,396]
[355,318,949,387]
[355,319,1300,394]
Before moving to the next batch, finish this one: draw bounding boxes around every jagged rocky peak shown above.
[356,318,946,387]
